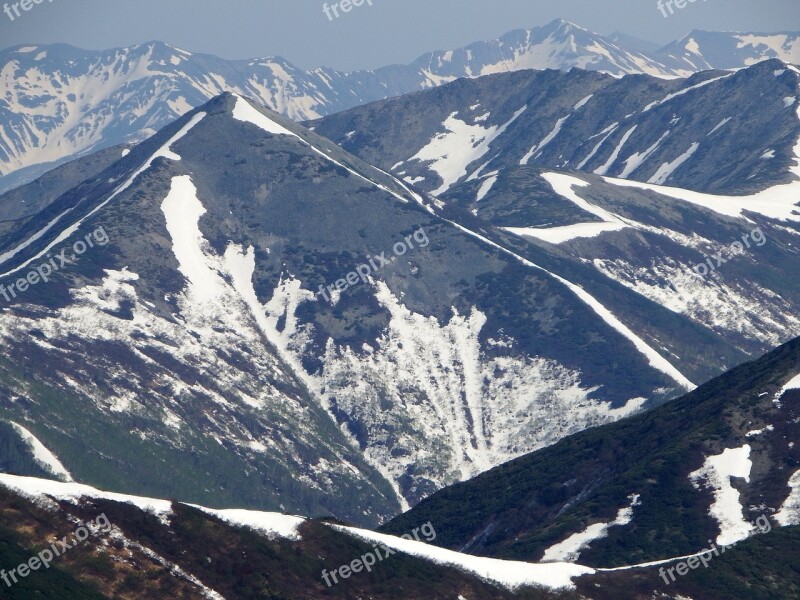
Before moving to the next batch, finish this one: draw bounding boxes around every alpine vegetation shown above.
[0,226,110,303]
[1,513,111,589]
[315,226,429,304]
[658,514,772,585]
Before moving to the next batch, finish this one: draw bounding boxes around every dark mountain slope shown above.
[383,336,800,570]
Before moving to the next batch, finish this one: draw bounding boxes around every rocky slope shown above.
[0,93,743,520]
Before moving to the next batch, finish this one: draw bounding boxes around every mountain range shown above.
[1,18,800,598]
[310,59,800,356]
[382,336,800,599]
[0,92,724,522]
[0,334,798,598]
[0,35,799,519]
[1,19,799,192]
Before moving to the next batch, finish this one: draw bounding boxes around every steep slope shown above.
[0,93,742,517]
[0,144,133,218]
[2,21,797,191]
[310,60,800,357]
[0,94,410,526]
[383,336,800,573]
[311,60,800,195]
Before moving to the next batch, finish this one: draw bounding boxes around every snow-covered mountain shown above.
[1,20,798,193]
[312,59,800,357]
[0,93,750,522]
[0,473,587,598]
[3,333,800,600]
[657,29,800,72]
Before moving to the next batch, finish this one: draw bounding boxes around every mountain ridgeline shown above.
[0,93,739,522]
[1,20,798,191]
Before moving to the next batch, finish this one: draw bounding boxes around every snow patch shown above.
[503,173,629,243]
[411,106,526,195]
[161,176,223,303]
[647,142,699,185]
[775,470,800,526]
[542,494,641,562]
[476,174,498,201]
[521,114,570,165]
[574,94,594,110]
[707,117,731,136]
[190,506,305,540]
[7,422,73,482]
[745,425,774,437]
[594,125,637,176]
[334,524,595,590]
[689,445,754,545]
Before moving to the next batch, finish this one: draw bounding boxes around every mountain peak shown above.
[540,18,589,36]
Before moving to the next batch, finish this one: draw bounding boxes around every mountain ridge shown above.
[0,91,748,520]
[1,19,798,192]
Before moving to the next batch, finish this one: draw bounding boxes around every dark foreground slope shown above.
[384,336,800,569]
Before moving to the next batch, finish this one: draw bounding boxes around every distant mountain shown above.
[657,29,800,71]
[0,93,749,522]
[310,59,800,356]
[1,20,798,192]
[311,59,800,196]
[384,337,800,598]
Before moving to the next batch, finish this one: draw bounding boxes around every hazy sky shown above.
[0,0,798,70]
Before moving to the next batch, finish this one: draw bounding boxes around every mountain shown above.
[0,474,582,599]
[2,20,798,193]
[3,332,800,600]
[383,337,800,598]
[310,59,800,356]
[311,59,800,195]
[0,91,755,523]
[657,29,800,72]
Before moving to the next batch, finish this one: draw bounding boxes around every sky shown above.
[0,0,798,71]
